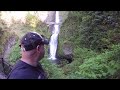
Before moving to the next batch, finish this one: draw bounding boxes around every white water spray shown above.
[48,11,60,60]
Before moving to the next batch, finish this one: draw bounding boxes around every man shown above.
[7,32,49,79]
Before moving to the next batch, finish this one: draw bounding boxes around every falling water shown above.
[48,11,60,60]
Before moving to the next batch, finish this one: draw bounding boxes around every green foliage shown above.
[74,47,97,60]
[60,12,81,42]
[79,11,120,52]
[62,47,97,79]
[40,44,120,79]
[74,44,120,79]
[25,13,50,37]
[9,42,21,65]
[6,11,120,79]
[57,11,120,79]
[35,23,50,38]
[64,11,120,52]
[26,12,40,28]
[40,58,67,79]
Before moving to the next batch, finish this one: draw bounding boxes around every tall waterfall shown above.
[48,11,60,60]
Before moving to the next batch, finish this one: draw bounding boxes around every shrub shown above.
[67,11,120,52]
[9,42,21,65]
[75,44,120,79]
[40,58,67,79]
[26,12,40,28]
[62,47,97,79]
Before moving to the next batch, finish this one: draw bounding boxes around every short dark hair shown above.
[20,32,49,51]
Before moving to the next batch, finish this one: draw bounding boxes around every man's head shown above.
[19,32,49,62]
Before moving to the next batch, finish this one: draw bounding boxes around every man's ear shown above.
[21,47,25,52]
[36,45,41,52]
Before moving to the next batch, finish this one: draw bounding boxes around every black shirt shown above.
[7,60,47,79]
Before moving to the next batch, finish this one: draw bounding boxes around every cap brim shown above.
[43,40,49,45]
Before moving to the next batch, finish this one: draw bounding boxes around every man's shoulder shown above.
[8,60,37,79]
[8,67,37,79]
[8,60,47,79]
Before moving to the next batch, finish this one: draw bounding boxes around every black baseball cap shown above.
[20,32,49,51]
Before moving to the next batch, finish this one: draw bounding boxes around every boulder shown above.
[62,42,74,63]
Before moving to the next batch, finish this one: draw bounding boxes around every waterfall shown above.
[48,11,60,61]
